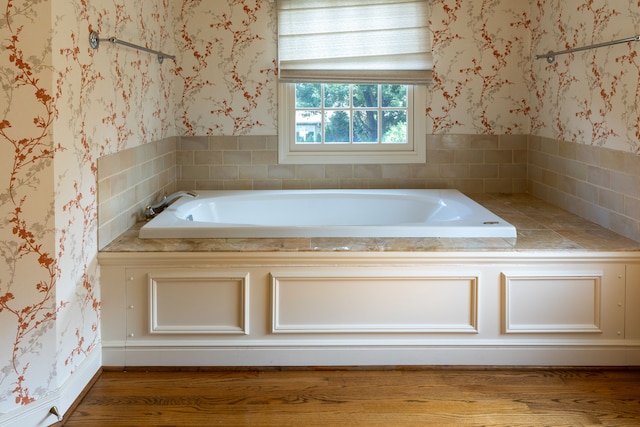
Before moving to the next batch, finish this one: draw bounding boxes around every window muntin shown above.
[295,84,408,146]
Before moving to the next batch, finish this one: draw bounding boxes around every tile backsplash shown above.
[97,134,640,248]
[97,137,177,249]
[529,136,640,242]
[176,134,528,193]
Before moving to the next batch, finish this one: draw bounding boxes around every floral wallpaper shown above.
[427,0,531,135]
[1,0,58,409]
[1,0,639,421]
[174,0,277,136]
[1,0,174,419]
[531,0,640,154]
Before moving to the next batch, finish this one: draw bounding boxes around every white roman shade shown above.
[277,0,432,84]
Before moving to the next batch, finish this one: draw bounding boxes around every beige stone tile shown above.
[499,164,527,179]
[309,179,340,188]
[438,164,469,178]
[252,150,278,165]
[540,137,559,155]
[575,143,599,164]
[179,136,209,150]
[268,164,296,179]
[455,149,485,164]
[624,196,640,221]
[381,164,409,179]
[600,147,626,171]
[223,150,252,165]
[239,135,267,150]
[222,180,253,190]
[325,164,354,179]
[210,165,238,180]
[176,150,194,166]
[558,139,577,159]
[470,164,499,179]
[513,149,528,164]
[354,164,382,179]
[411,164,440,179]
[210,135,238,150]
[296,164,325,180]
[610,170,639,198]
[587,165,610,187]
[193,180,223,190]
[427,149,454,163]
[499,134,528,149]
[455,180,485,194]
[485,149,513,164]
[283,180,310,189]
[239,165,268,180]
[194,151,223,165]
[484,179,514,193]
[181,165,210,180]
[253,180,283,190]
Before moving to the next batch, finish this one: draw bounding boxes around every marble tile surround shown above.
[96,134,640,249]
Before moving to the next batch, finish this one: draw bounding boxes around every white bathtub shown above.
[138,189,516,239]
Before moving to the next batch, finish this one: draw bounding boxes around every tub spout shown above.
[145,191,198,219]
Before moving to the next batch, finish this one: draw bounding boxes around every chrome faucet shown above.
[145,191,198,219]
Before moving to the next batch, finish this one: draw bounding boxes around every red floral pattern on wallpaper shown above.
[176,0,277,136]
[532,1,640,153]
[1,3,60,406]
[427,0,530,135]
[2,0,172,414]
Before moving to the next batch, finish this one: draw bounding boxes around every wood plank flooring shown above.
[64,367,640,426]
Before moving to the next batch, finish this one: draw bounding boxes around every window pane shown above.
[353,85,378,108]
[324,110,350,143]
[324,84,350,108]
[382,85,407,108]
[353,111,378,143]
[382,110,407,143]
[296,83,321,108]
[296,110,322,143]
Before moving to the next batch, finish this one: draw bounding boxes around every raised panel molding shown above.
[502,272,602,334]
[148,272,250,334]
[271,270,479,333]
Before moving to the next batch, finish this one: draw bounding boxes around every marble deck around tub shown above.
[101,193,640,253]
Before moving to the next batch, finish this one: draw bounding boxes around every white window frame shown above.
[278,83,426,164]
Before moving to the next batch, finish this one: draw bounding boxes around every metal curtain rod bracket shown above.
[89,30,176,64]
[535,35,640,64]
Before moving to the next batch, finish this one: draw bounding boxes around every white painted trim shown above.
[105,343,640,367]
[98,251,640,267]
[502,271,603,333]
[277,83,427,164]
[148,271,250,335]
[0,348,101,427]
[270,270,479,333]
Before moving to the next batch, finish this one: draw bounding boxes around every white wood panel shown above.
[148,272,250,334]
[627,264,640,340]
[502,272,602,333]
[271,270,478,333]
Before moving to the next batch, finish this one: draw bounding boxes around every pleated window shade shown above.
[277,0,432,84]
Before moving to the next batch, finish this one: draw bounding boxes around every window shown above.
[276,0,431,164]
[279,83,426,164]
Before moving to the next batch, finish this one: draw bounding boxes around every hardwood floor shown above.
[64,367,640,426]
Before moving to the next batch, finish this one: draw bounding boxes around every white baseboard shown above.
[0,348,101,427]
[103,343,640,367]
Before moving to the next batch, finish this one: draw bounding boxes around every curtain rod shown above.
[535,35,640,63]
[89,30,176,64]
